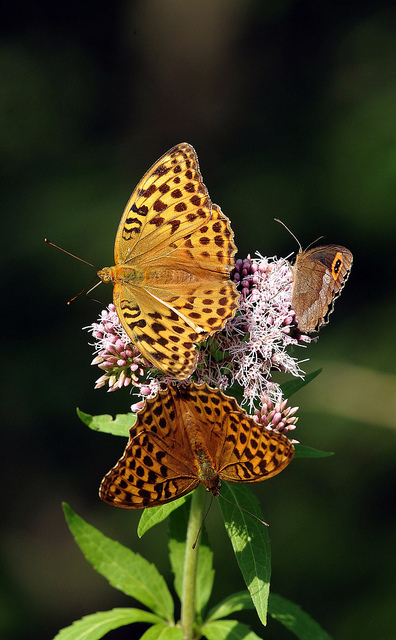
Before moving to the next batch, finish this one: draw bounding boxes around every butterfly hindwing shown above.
[217,412,295,482]
[113,282,202,378]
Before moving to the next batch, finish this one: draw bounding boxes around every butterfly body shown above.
[292,244,353,333]
[99,265,198,288]
[196,460,221,495]
[98,266,142,285]
[99,383,295,509]
[98,143,239,379]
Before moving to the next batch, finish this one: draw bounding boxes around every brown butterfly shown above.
[275,220,353,333]
[292,244,353,333]
[99,383,295,509]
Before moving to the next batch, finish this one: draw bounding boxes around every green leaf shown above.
[268,593,332,639]
[137,496,189,537]
[206,591,253,622]
[203,619,263,640]
[205,593,332,639]
[53,608,162,640]
[294,445,334,459]
[140,624,184,640]
[281,369,322,398]
[76,408,134,437]
[218,484,271,626]
[63,503,174,622]
[168,500,215,614]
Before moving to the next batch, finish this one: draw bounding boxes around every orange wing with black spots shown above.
[99,383,295,509]
[97,144,239,380]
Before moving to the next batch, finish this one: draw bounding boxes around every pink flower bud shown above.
[140,386,152,396]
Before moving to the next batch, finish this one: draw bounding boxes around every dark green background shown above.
[2,1,396,639]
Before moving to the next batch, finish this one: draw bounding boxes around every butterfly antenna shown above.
[192,495,214,550]
[274,219,302,253]
[304,235,325,251]
[44,238,96,268]
[217,493,269,527]
[67,276,101,305]
[45,238,103,305]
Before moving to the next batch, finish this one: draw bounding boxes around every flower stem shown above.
[180,485,205,640]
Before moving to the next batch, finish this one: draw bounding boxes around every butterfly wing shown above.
[99,388,201,508]
[179,384,295,484]
[216,415,295,482]
[100,383,295,509]
[108,144,239,379]
[115,143,212,265]
[113,204,239,378]
[113,281,203,378]
[292,244,353,333]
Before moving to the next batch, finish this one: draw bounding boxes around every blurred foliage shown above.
[1,1,396,639]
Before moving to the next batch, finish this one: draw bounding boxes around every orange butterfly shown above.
[98,144,239,380]
[100,383,295,509]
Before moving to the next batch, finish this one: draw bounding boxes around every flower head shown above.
[253,392,299,439]
[195,254,313,410]
[86,304,153,393]
[86,254,314,412]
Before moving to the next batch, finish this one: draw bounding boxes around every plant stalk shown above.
[180,485,205,640]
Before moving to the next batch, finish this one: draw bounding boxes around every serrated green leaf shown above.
[218,484,271,626]
[268,594,332,639]
[293,445,334,459]
[53,608,161,640]
[168,501,215,614]
[206,591,253,622]
[203,619,263,640]
[140,623,184,640]
[137,496,189,537]
[76,408,134,437]
[281,369,322,398]
[63,503,174,622]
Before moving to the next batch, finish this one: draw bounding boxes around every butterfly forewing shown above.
[115,144,211,265]
[99,383,295,509]
[99,143,239,379]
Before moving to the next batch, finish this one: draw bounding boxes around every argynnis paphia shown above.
[99,383,295,509]
[97,144,239,380]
